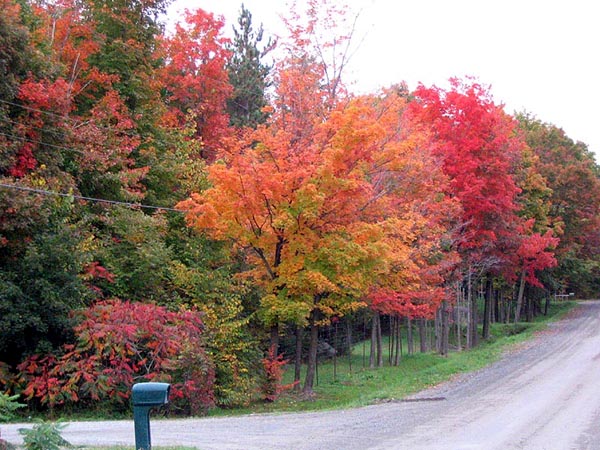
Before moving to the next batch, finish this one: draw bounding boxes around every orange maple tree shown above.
[179,81,454,392]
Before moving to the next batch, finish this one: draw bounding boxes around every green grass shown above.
[226,300,576,415]
[6,301,576,425]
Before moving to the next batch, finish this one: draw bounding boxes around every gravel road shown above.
[3,300,600,450]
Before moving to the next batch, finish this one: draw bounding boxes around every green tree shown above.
[226,4,274,128]
[85,0,170,111]
[0,197,93,366]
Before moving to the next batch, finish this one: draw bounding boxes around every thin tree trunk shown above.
[362,316,367,368]
[376,312,383,367]
[419,318,427,352]
[482,278,492,339]
[333,322,338,381]
[514,270,526,323]
[434,308,441,353]
[369,311,377,368]
[428,319,434,351]
[456,282,462,351]
[442,301,450,356]
[294,325,303,391]
[269,324,279,355]
[303,313,319,395]
[388,316,394,365]
[466,272,472,349]
[494,288,500,323]
[469,267,479,347]
[394,317,401,365]
[526,287,534,322]
[346,317,353,372]
[399,317,403,357]
[406,317,414,355]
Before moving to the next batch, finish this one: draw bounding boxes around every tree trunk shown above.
[369,311,377,368]
[526,287,534,322]
[494,288,500,323]
[388,316,394,365]
[406,317,414,355]
[419,318,427,352]
[482,278,492,339]
[440,300,449,356]
[466,270,473,348]
[394,317,401,365]
[456,282,462,351]
[294,325,303,391]
[303,313,319,395]
[346,317,353,372]
[376,312,383,367]
[269,324,279,355]
[470,270,479,347]
[434,308,441,353]
[514,270,526,323]
[333,322,338,381]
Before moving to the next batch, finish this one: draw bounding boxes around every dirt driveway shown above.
[3,301,600,449]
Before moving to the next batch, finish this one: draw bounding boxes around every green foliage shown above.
[94,208,175,302]
[0,0,33,103]
[0,197,94,366]
[18,422,70,450]
[85,0,168,110]
[226,4,273,128]
[168,225,260,407]
[0,392,25,422]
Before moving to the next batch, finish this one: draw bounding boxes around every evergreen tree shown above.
[226,4,274,128]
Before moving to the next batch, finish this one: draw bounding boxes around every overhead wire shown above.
[0,130,87,155]
[0,102,189,213]
[0,182,187,213]
[0,98,142,139]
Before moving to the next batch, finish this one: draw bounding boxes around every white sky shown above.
[168,0,600,163]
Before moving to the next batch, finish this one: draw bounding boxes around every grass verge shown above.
[225,300,576,415]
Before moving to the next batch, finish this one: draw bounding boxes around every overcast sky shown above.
[168,0,599,163]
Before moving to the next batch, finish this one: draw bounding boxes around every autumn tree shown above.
[159,8,232,159]
[517,114,600,297]
[180,82,452,393]
[410,79,526,347]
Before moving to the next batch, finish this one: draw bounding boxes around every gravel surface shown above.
[3,300,600,449]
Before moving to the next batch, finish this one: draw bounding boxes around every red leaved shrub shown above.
[17,299,215,415]
[260,346,295,402]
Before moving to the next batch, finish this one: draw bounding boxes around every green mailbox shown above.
[132,382,170,450]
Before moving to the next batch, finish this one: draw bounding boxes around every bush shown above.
[260,346,295,402]
[0,392,25,422]
[18,422,70,450]
[17,299,215,414]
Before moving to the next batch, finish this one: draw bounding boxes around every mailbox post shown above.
[131,382,170,450]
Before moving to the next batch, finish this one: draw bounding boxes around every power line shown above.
[0,98,141,139]
[1,116,67,138]
[0,131,87,155]
[0,182,187,213]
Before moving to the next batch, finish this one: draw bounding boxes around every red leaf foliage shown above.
[260,346,296,402]
[17,299,215,414]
